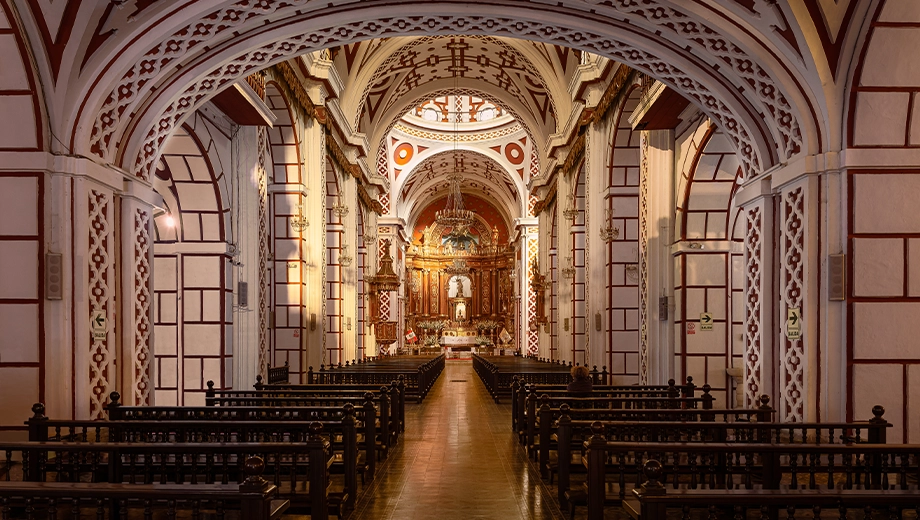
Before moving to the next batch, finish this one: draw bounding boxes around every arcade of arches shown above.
[1,0,919,445]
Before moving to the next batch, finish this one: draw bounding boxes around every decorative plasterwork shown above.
[744,205,763,407]
[355,36,557,135]
[88,5,806,183]
[133,208,151,406]
[638,132,649,385]
[88,189,112,419]
[780,186,806,423]
[394,122,522,142]
[257,127,270,378]
[401,149,522,224]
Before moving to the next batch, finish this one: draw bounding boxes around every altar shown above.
[441,328,478,358]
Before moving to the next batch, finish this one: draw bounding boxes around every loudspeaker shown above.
[828,254,846,301]
[238,281,248,308]
[45,253,63,300]
[594,312,602,331]
[659,297,669,321]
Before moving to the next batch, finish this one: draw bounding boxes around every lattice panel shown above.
[571,166,587,365]
[357,206,367,360]
[88,189,112,419]
[638,132,649,385]
[257,127,270,379]
[780,186,806,422]
[744,206,763,407]
[133,208,151,406]
[549,205,558,360]
[527,234,539,355]
[379,239,390,323]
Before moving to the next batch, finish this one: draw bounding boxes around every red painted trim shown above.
[802,0,860,79]
[846,2,888,148]
[0,0,43,151]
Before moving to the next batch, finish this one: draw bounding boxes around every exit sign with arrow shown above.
[91,311,107,340]
[699,312,713,331]
[786,308,801,339]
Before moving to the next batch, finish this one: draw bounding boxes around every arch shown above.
[151,118,232,406]
[0,0,45,151]
[263,81,308,381]
[604,84,643,384]
[325,161,345,366]
[399,148,525,228]
[672,124,745,406]
[68,1,822,185]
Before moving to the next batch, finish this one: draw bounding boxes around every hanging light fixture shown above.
[339,241,353,267]
[435,78,475,238]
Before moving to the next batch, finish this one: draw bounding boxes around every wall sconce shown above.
[600,208,619,243]
[339,242,353,267]
[562,255,576,279]
[625,264,639,282]
[332,196,349,219]
[291,202,309,232]
[688,242,705,250]
[563,193,579,220]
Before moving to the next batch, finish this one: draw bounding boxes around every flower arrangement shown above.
[423,335,440,346]
[476,319,501,331]
[475,335,494,346]
[417,319,448,331]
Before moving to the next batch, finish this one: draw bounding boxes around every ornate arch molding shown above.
[353,35,558,135]
[75,2,815,183]
[399,148,523,226]
[372,87,540,171]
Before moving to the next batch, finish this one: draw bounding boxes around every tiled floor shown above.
[350,360,565,520]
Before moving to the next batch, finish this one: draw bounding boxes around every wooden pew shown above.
[511,376,697,434]
[28,398,365,512]
[472,354,580,402]
[247,377,405,439]
[266,355,445,403]
[0,456,285,520]
[629,459,920,520]
[525,388,718,465]
[0,433,337,519]
[555,404,889,510]
[581,425,904,520]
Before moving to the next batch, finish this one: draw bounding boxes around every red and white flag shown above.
[405,329,417,343]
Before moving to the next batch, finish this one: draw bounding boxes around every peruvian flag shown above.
[405,329,418,343]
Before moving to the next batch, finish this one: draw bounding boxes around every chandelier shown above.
[434,91,475,238]
[435,172,476,237]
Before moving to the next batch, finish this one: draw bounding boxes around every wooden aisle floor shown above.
[349,360,566,520]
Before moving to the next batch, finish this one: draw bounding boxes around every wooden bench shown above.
[581,426,906,520]
[0,456,286,520]
[267,355,445,403]
[27,400,364,513]
[524,389,719,465]
[555,405,888,510]
[472,354,579,402]
[511,377,697,433]
[628,459,920,520]
[245,378,405,438]
[0,432,338,519]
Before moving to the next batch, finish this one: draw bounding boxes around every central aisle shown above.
[351,360,564,520]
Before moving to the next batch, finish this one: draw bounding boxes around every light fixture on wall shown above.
[688,242,705,250]
[562,255,576,279]
[332,196,349,219]
[291,202,309,232]
[600,208,620,243]
[363,210,377,245]
[339,241,353,267]
[563,193,579,221]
